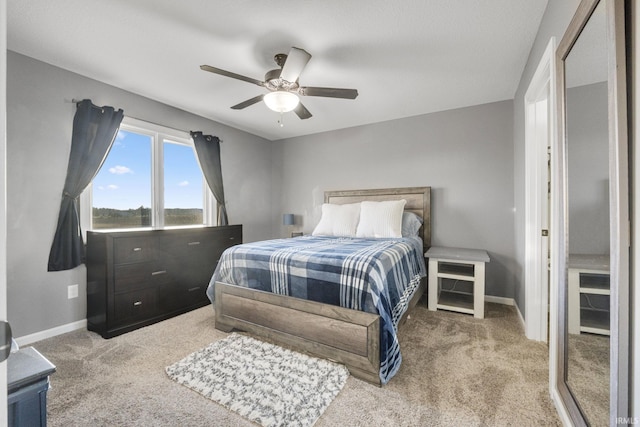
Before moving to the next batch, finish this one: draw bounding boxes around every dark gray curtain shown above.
[48,100,124,271]
[191,131,228,226]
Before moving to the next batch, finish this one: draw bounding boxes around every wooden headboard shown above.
[324,186,431,251]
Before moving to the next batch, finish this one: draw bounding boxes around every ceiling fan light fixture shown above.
[263,91,299,113]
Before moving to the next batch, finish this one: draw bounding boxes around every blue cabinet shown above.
[8,347,56,427]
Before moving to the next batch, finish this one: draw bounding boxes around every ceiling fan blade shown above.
[279,47,312,83]
[299,86,358,99]
[200,65,264,87]
[231,95,265,110]
[294,102,312,120]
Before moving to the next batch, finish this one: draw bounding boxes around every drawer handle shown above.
[133,301,143,306]
[229,237,235,240]
[188,287,201,292]
[133,247,143,252]
[151,270,167,276]
[188,241,201,246]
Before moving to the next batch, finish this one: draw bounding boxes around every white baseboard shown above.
[485,295,514,306]
[13,296,519,347]
[486,295,526,333]
[514,301,526,333]
[15,319,87,347]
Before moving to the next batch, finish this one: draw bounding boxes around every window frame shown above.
[80,117,215,233]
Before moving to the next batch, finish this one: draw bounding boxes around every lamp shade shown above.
[264,91,300,113]
[283,214,294,226]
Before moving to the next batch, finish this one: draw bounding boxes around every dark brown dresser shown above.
[86,225,242,338]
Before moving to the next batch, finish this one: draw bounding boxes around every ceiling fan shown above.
[200,47,358,120]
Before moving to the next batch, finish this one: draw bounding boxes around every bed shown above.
[207,187,431,385]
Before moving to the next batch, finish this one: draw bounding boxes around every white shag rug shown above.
[166,333,350,427]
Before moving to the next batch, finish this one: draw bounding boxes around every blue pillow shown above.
[401,212,423,237]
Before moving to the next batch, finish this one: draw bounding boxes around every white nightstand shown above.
[568,254,610,335]
[425,246,490,319]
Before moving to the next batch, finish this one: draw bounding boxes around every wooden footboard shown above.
[214,281,381,384]
[213,279,425,385]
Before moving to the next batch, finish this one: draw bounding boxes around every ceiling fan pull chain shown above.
[278,112,285,128]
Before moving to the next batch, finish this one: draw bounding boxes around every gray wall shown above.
[7,51,273,337]
[272,100,516,299]
[512,0,581,317]
[567,82,609,255]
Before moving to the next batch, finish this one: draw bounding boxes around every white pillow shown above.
[402,211,423,237]
[312,203,361,237]
[356,199,407,238]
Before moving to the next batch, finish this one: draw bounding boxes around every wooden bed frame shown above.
[214,186,431,385]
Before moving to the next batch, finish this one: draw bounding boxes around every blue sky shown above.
[92,129,204,210]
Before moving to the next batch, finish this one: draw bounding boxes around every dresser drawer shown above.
[114,289,158,324]
[157,233,215,258]
[114,262,170,292]
[158,283,208,312]
[201,228,241,279]
[114,237,153,264]
[212,228,241,247]
[181,284,209,306]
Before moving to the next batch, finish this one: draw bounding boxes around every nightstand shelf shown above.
[426,246,490,319]
[437,290,475,313]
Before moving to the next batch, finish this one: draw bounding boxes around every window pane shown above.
[163,141,204,226]
[92,130,152,229]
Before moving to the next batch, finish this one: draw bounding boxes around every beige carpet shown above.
[32,301,561,426]
[567,333,609,427]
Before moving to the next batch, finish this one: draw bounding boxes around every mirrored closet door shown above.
[553,0,629,425]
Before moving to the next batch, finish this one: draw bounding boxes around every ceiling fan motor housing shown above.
[264,68,299,92]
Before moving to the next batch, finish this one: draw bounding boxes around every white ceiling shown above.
[8,0,548,141]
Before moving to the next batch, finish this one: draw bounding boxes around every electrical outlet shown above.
[68,284,79,299]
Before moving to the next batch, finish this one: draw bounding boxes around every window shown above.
[82,118,214,231]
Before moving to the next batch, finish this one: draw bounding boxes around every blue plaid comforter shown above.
[206,235,427,384]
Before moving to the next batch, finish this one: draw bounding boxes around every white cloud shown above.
[178,180,189,187]
[96,184,118,191]
[113,131,126,146]
[109,165,132,175]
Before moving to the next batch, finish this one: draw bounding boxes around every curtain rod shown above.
[67,98,222,142]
